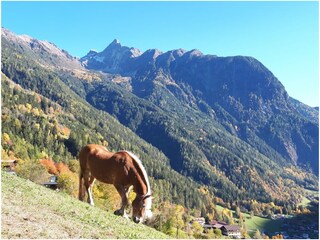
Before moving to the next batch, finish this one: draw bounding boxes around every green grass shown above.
[300,189,318,207]
[1,172,169,239]
[242,214,281,234]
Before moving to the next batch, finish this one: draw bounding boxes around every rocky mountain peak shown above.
[101,39,141,57]
[186,49,203,57]
[112,38,121,45]
[80,39,143,74]
[2,27,82,69]
[105,38,122,50]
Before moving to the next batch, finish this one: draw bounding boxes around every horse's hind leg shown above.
[87,177,96,206]
[83,171,95,206]
[78,172,85,201]
[114,185,130,219]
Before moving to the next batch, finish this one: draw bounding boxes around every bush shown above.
[57,171,78,197]
[16,159,51,184]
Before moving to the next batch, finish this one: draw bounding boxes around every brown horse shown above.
[78,144,152,223]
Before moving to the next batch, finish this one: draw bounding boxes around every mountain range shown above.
[1,28,318,209]
[80,37,318,173]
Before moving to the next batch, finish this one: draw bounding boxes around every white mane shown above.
[122,151,153,219]
[122,151,151,196]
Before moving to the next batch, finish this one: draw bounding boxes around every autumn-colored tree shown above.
[272,234,283,239]
[2,133,12,146]
[57,171,78,197]
[92,182,120,211]
[172,205,185,238]
[56,162,70,174]
[151,202,188,238]
[68,159,80,173]
[191,220,203,238]
[205,202,216,221]
[40,159,78,197]
[263,234,270,239]
[235,206,241,218]
[17,159,51,184]
[253,229,262,239]
[40,158,58,175]
[213,228,223,238]
[222,208,234,224]
[241,223,250,239]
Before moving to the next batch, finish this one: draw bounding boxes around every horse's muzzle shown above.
[133,216,141,223]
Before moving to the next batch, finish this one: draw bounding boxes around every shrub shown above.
[16,159,51,184]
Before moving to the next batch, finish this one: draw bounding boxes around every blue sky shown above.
[2,1,319,107]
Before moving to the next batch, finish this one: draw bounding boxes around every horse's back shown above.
[79,144,129,184]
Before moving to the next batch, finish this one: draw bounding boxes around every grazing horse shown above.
[78,144,153,223]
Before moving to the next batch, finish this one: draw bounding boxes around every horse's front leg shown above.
[114,185,130,219]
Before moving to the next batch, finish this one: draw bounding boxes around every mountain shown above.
[81,40,319,175]
[1,28,318,211]
[2,28,82,70]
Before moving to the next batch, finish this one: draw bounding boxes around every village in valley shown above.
[192,217,242,238]
[190,206,318,239]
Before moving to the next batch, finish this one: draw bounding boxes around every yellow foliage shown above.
[102,140,109,147]
[272,234,283,239]
[14,119,22,129]
[26,103,32,112]
[49,106,55,115]
[31,107,40,116]
[191,221,203,237]
[34,94,41,103]
[57,125,71,138]
[57,171,79,197]
[68,159,79,173]
[2,133,11,144]
[93,184,104,198]
[199,186,209,195]
[128,188,136,203]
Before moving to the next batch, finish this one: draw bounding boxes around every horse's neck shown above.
[131,164,149,196]
[127,153,150,197]
[133,177,148,196]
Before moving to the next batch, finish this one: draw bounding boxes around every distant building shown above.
[221,225,241,238]
[43,175,58,190]
[1,160,17,175]
[203,220,228,230]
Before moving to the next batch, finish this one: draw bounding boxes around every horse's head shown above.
[132,194,153,223]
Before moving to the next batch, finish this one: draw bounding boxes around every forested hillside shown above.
[1,65,209,210]
[1,28,318,222]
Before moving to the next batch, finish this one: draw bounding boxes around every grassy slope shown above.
[1,173,169,239]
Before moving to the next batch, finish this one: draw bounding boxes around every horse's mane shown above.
[122,151,151,196]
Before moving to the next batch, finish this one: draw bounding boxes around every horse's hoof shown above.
[114,209,122,216]
[123,213,129,220]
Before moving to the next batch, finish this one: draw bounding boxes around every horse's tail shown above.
[78,146,88,201]
[78,170,85,201]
